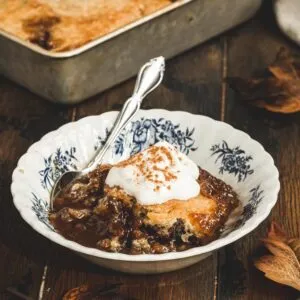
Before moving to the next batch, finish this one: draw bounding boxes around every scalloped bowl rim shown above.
[11,109,280,262]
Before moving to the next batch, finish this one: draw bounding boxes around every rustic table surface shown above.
[1,2,299,300]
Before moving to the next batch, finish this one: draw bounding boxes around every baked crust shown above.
[50,164,240,254]
[0,0,175,52]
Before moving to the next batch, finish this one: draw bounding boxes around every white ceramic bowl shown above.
[11,110,280,274]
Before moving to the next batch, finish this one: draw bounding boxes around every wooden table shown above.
[1,2,299,299]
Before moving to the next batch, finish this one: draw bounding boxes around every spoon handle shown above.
[87,57,165,170]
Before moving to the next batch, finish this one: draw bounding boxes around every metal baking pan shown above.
[0,0,262,104]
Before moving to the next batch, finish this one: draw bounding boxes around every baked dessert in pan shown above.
[49,142,241,254]
[0,0,177,52]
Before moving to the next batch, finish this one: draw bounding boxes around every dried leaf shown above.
[63,283,122,300]
[269,48,300,81]
[63,285,89,300]
[267,221,287,242]
[289,238,300,262]
[267,221,300,261]
[254,221,300,291]
[255,254,300,291]
[227,47,300,113]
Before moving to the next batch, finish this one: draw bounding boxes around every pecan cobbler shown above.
[0,0,177,52]
[49,142,241,254]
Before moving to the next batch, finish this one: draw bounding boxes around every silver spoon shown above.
[50,56,165,210]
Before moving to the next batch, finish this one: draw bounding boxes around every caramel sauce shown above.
[49,165,241,254]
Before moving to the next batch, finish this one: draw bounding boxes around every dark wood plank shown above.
[0,77,70,299]
[218,2,300,300]
[42,39,223,300]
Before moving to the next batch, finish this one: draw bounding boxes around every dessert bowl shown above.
[11,109,280,274]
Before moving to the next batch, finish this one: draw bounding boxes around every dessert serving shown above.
[0,0,177,52]
[49,141,241,254]
[11,110,280,272]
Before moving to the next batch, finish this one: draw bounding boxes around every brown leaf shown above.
[63,283,122,300]
[289,238,300,262]
[266,221,300,260]
[254,221,300,291]
[255,254,300,291]
[63,285,89,300]
[267,221,287,242]
[269,48,300,81]
[227,47,300,113]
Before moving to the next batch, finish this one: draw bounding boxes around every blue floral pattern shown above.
[31,193,53,230]
[39,147,78,190]
[95,117,198,156]
[223,185,264,233]
[31,118,266,237]
[211,141,254,182]
[241,185,264,224]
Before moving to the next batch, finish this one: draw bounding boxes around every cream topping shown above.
[105,141,200,205]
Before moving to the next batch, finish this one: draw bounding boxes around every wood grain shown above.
[42,39,223,300]
[0,77,70,300]
[1,2,300,299]
[218,2,300,299]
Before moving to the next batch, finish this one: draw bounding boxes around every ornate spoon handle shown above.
[85,57,165,171]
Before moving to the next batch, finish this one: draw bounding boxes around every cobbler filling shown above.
[0,0,179,52]
[49,165,240,254]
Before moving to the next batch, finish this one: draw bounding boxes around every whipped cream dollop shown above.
[105,141,200,205]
